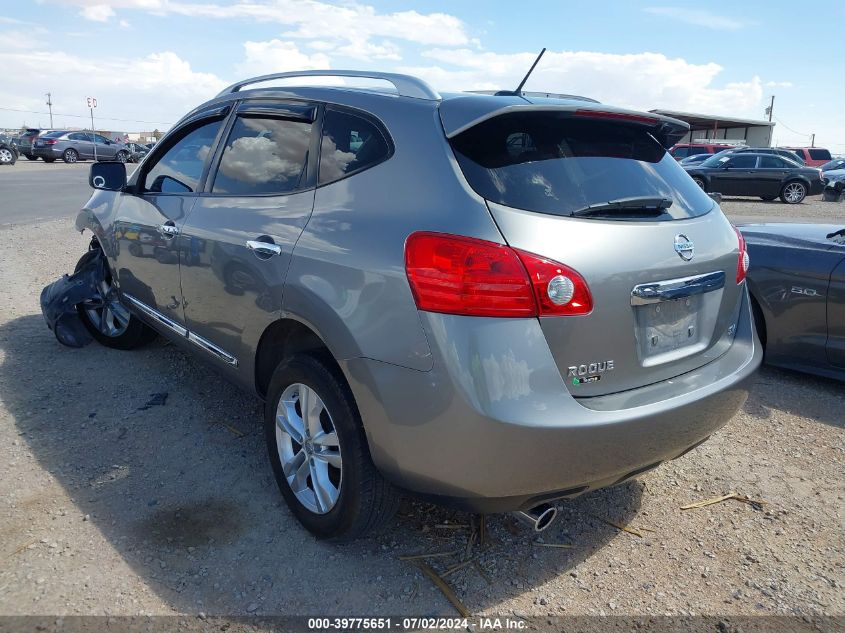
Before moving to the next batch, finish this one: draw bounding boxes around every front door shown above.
[826,256,845,368]
[93,133,118,160]
[178,101,320,385]
[114,116,226,334]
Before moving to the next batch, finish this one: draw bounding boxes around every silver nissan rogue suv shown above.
[75,70,761,540]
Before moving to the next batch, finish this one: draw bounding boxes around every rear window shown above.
[809,149,832,161]
[450,113,714,219]
[42,131,66,138]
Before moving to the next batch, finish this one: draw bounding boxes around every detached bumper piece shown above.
[40,250,105,347]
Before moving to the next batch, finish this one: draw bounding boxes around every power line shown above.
[772,115,811,138]
[0,106,173,126]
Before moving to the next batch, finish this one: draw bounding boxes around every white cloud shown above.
[48,0,471,62]
[404,49,764,118]
[643,7,749,31]
[235,39,330,78]
[119,19,130,27]
[80,4,116,21]
[0,49,225,130]
[765,81,793,88]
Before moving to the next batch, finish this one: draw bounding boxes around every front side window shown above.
[143,119,222,194]
[318,109,390,184]
[211,116,313,195]
[94,134,111,144]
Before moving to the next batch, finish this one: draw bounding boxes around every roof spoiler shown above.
[443,104,690,149]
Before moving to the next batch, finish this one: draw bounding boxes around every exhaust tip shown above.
[513,503,558,532]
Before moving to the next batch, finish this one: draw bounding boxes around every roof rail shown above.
[216,70,441,101]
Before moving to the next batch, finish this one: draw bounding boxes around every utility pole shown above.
[45,92,53,127]
[810,133,815,148]
[765,95,775,122]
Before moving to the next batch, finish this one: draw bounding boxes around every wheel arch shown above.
[747,288,768,349]
[254,317,346,401]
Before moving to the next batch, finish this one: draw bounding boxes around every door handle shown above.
[246,240,282,257]
[158,223,179,238]
[631,271,725,306]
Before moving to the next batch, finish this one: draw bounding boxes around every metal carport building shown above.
[649,109,775,147]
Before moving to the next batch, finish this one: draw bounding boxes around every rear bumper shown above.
[32,147,62,158]
[343,288,761,513]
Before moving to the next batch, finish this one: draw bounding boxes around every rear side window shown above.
[319,109,390,184]
[450,113,714,219]
[212,116,313,195]
[727,155,757,168]
[143,119,222,194]
[809,149,832,161]
[759,156,785,168]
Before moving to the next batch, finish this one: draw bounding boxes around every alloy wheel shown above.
[64,149,78,163]
[783,182,805,204]
[81,278,130,337]
[0,148,13,164]
[693,177,705,190]
[275,383,342,514]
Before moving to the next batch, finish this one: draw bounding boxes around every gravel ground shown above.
[720,194,845,225]
[0,211,843,621]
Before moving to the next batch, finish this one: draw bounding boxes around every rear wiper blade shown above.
[570,196,673,218]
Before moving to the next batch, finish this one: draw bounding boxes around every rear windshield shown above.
[42,131,66,138]
[450,113,714,219]
[809,149,832,161]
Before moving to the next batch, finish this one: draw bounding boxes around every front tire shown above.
[116,150,129,163]
[692,176,706,191]
[24,153,37,161]
[0,148,15,165]
[43,157,56,163]
[74,250,157,350]
[265,354,398,541]
[780,181,806,204]
[63,148,79,163]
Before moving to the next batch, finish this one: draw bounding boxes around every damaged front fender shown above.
[75,188,122,260]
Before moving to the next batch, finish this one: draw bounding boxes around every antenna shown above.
[514,48,546,94]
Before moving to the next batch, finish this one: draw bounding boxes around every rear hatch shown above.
[446,104,746,397]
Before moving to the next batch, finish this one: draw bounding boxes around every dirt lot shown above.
[0,200,843,622]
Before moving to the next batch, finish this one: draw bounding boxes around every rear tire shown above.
[0,148,15,165]
[692,176,706,191]
[43,157,56,163]
[63,148,79,164]
[780,181,806,204]
[74,250,157,350]
[265,353,399,541]
[24,154,37,161]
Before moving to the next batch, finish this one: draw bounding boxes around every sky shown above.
[1,1,842,151]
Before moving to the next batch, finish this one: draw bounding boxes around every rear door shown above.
[717,154,759,195]
[177,100,319,384]
[757,155,790,197]
[449,111,745,396]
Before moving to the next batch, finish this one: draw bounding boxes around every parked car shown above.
[0,138,17,165]
[820,158,845,172]
[684,152,824,203]
[780,147,832,167]
[73,70,761,540]
[684,147,805,168]
[17,128,42,160]
[125,142,151,163]
[32,130,130,163]
[669,142,737,161]
[741,223,845,381]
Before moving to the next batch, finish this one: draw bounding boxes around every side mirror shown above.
[90,161,126,191]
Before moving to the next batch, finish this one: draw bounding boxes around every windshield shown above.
[450,113,714,219]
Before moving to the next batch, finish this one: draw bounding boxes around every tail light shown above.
[734,227,749,284]
[43,139,57,145]
[404,232,592,318]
